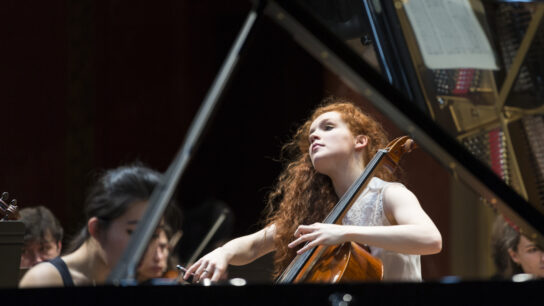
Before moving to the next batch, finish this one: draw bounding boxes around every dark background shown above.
[1,0,449,281]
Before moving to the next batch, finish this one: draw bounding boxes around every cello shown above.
[276,136,416,284]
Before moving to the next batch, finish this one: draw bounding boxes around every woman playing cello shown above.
[184,97,442,283]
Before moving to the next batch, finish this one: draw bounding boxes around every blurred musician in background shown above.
[137,226,171,283]
[19,164,168,287]
[184,97,442,283]
[19,206,64,270]
[491,215,544,280]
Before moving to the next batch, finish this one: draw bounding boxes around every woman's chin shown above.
[312,161,332,176]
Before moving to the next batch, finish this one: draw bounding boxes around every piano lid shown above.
[264,0,544,252]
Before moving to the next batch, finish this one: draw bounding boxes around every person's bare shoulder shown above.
[19,262,64,288]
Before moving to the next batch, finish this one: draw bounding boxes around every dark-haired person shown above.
[137,226,171,283]
[185,97,442,283]
[491,215,544,279]
[19,164,169,287]
[19,206,63,269]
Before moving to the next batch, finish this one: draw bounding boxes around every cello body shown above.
[294,242,383,283]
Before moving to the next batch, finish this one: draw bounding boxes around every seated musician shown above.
[136,226,171,283]
[185,97,442,283]
[19,164,170,287]
[19,206,64,270]
[491,215,544,279]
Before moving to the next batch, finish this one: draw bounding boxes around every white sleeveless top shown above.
[342,177,422,281]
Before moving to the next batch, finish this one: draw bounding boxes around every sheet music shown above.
[403,0,498,70]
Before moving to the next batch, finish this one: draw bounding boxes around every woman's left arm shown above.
[289,184,442,255]
[368,183,442,254]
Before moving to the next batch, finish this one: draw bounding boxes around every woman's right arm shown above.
[184,225,276,282]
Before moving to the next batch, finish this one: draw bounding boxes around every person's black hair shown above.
[66,164,163,253]
[20,206,64,244]
[491,215,524,278]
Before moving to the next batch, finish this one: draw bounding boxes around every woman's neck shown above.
[64,239,109,285]
[329,162,365,198]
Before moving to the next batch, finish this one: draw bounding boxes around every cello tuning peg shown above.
[1,192,9,201]
[10,199,17,206]
[403,139,417,152]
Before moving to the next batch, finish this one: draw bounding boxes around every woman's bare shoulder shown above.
[19,261,64,288]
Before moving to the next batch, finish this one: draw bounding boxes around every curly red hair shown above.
[263,96,396,277]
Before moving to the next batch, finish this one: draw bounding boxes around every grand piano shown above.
[3,0,544,304]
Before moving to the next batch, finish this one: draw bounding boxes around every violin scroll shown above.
[0,192,21,221]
